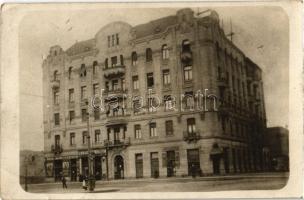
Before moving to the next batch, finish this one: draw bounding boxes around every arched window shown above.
[182,40,191,52]
[105,58,108,69]
[93,61,98,75]
[162,44,169,60]
[68,67,73,79]
[120,55,124,66]
[146,48,152,62]
[53,70,58,81]
[80,64,86,77]
[131,51,137,66]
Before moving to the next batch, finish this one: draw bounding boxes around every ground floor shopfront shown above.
[44,138,265,182]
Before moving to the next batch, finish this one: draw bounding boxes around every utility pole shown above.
[86,101,95,191]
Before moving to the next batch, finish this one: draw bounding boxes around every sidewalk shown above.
[28,172,289,187]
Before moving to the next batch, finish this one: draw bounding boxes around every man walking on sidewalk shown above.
[62,176,68,189]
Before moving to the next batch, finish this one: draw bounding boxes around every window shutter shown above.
[162,152,167,167]
[175,151,180,167]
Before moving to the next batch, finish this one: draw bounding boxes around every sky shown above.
[19,5,289,151]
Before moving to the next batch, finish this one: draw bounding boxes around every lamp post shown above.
[86,101,95,191]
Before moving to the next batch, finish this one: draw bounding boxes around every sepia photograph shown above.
[0,2,303,199]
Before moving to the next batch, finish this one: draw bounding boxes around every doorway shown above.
[114,155,124,179]
[94,156,102,180]
[70,159,77,181]
[54,160,63,182]
[135,153,143,178]
[187,149,200,176]
[167,151,175,177]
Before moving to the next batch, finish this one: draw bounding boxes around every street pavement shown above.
[24,172,289,193]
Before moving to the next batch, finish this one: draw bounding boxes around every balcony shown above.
[51,144,63,155]
[180,51,193,64]
[103,65,125,78]
[104,137,130,149]
[51,80,60,89]
[183,131,201,142]
[104,89,127,100]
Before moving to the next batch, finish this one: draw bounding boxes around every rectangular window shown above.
[95,130,100,143]
[163,69,171,85]
[133,98,141,114]
[94,108,100,120]
[147,73,154,88]
[111,56,117,67]
[111,34,115,47]
[93,83,99,96]
[133,76,139,90]
[81,86,87,100]
[82,131,87,144]
[184,65,193,81]
[148,97,157,112]
[112,80,118,91]
[116,33,119,45]
[93,65,97,75]
[165,120,174,136]
[53,89,59,105]
[54,113,60,125]
[164,95,173,111]
[69,110,75,124]
[81,109,87,122]
[187,118,196,134]
[134,124,142,139]
[68,88,74,103]
[55,135,60,147]
[70,132,75,146]
[185,91,194,109]
[107,36,111,48]
[149,123,157,137]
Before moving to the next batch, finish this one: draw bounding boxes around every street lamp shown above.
[86,100,95,191]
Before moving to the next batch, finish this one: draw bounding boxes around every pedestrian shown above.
[61,176,68,189]
[82,177,87,190]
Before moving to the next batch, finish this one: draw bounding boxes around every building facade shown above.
[43,8,267,181]
[265,127,289,171]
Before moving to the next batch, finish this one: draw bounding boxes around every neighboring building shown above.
[265,127,289,171]
[20,150,45,184]
[42,8,267,181]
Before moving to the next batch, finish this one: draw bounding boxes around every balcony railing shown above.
[183,131,201,142]
[51,80,60,89]
[104,137,130,148]
[180,51,192,63]
[103,65,125,78]
[51,144,63,155]
[104,89,127,98]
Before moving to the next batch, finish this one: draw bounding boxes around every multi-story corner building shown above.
[43,8,267,181]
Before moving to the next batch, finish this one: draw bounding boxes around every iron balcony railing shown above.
[104,137,130,148]
[183,131,201,142]
[51,144,63,155]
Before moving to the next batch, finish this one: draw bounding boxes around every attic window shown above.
[80,64,86,77]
